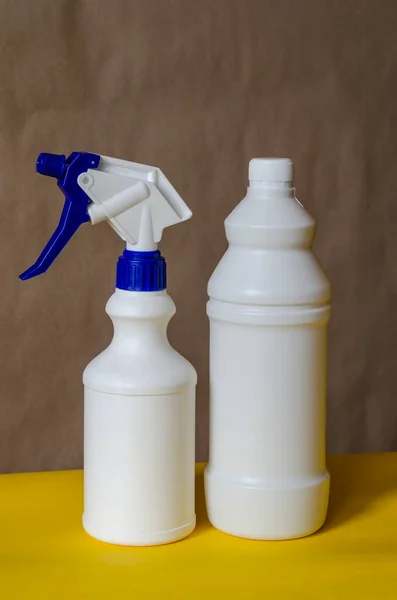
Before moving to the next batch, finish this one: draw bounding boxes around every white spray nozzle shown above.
[77,155,192,251]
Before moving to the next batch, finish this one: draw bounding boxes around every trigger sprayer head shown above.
[20,151,192,285]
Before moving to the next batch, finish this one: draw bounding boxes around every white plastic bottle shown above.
[83,288,196,545]
[205,158,331,540]
[20,152,197,545]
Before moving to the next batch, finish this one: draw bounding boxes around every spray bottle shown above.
[20,151,197,546]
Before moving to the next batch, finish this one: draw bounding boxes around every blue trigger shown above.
[19,152,100,280]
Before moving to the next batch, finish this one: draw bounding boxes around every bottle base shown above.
[204,467,330,540]
[82,515,196,546]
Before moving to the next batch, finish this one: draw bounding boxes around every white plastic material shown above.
[78,155,192,250]
[83,289,197,545]
[77,156,196,545]
[205,158,331,540]
[249,157,293,184]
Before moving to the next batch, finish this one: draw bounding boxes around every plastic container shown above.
[205,157,331,540]
[21,152,197,545]
[83,289,196,545]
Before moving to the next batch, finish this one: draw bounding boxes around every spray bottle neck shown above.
[116,249,167,292]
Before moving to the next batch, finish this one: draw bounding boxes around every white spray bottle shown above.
[205,158,331,540]
[20,151,197,546]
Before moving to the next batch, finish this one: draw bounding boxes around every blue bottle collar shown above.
[116,250,166,292]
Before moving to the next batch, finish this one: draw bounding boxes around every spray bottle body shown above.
[20,152,196,546]
[205,159,331,540]
[83,288,197,545]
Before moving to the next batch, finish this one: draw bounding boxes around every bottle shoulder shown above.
[209,190,330,306]
[224,190,315,248]
[83,288,197,395]
[208,246,331,306]
[83,345,197,395]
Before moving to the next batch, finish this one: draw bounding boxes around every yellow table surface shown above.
[1,454,397,599]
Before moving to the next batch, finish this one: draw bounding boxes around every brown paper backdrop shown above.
[1,0,396,473]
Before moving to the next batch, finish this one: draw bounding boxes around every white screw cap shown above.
[249,158,293,183]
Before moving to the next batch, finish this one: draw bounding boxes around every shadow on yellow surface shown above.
[192,467,211,537]
[320,453,397,533]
